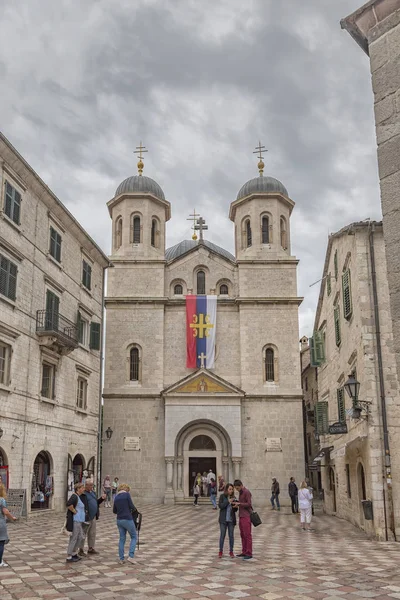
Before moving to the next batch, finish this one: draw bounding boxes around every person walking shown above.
[233,479,253,560]
[193,481,200,507]
[288,477,298,514]
[218,483,237,558]
[0,482,17,568]
[78,479,106,557]
[270,478,280,511]
[66,482,88,563]
[209,478,217,509]
[103,475,112,507]
[112,477,119,503]
[298,480,313,531]
[113,483,137,565]
[201,472,208,497]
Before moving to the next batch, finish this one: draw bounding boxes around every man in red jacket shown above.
[233,479,253,560]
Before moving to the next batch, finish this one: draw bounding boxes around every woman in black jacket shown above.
[218,483,237,558]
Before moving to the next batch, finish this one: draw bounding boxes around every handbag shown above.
[250,510,262,527]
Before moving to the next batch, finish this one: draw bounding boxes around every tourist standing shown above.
[288,477,298,514]
[218,475,225,492]
[103,475,112,507]
[113,483,137,564]
[0,482,17,568]
[270,478,280,511]
[78,479,106,556]
[193,481,200,507]
[218,483,237,558]
[66,482,88,563]
[298,480,313,531]
[209,478,217,509]
[112,477,119,502]
[207,469,216,496]
[201,472,208,497]
[233,479,253,560]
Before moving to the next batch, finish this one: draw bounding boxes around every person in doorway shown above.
[218,475,225,493]
[209,478,217,509]
[233,479,253,560]
[288,477,298,514]
[78,479,106,556]
[0,482,17,568]
[113,483,137,565]
[103,475,112,507]
[270,478,280,511]
[218,483,237,558]
[298,480,313,531]
[207,469,216,496]
[201,472,208,497]
[112,477,119,502]
[193,480,200,507]
[66,482,88,563]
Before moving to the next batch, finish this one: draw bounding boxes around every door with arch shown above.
[31,451,52,510]
[188,435,217,495]
[358,463,367,525]
[73,454,85,483]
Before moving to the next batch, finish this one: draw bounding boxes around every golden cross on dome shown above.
[253,141,267,176]
[134,141,148,175]
[187,209,200,241]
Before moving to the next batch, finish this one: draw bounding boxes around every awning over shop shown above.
[312,446,334,463]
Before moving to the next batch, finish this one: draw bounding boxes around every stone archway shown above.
[72,453,86,483]
[31,450,53,510]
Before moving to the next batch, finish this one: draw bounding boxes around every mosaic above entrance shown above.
[174,374,231,394]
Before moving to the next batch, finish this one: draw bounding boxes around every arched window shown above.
[280,217,287,250]
[262,216,270,244]
[219,284,228,295]
[174,284,183,295]
[189,435,216,451]
[133,216,141,244]
[130,347,140,381]
[151,219,157,247]
[115,217,122,250]
[265,348,275,382]
[197,270,206,295]
[246,219,252,247]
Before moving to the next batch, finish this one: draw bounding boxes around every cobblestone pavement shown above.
[1,502,400,600]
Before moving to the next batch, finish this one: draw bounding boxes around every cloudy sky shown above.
[0,0,381,335]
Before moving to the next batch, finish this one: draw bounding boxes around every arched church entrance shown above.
[174,420,233,500]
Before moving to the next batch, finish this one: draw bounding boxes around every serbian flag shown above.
[186,295,217,369]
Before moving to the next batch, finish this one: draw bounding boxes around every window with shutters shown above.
[327,273,331,296]
[174,284,183,295]
[45,290,60,330]
[261,216,270,244]
[337,387,345,422]
[130,347,140,381]
[89,322,101,351]
[82,260,92,290]
[115,217,122,249]
[342,269,352,320]
[334,250,338,280]
[0,254,17,301]
[0,342,11,386]
[315,401,329,434]
[280,216,287,249]
[310,330,325,367]
[41,362,55,399]
[197,270,206,295]
[77,312,89,346]
[49,226,62,262]
[334,304,341,346]
[4,181,21,225]
[264,347,275,382]
[76,376,88,410]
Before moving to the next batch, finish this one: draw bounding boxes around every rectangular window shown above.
[76,376,88,410]
[310,330,326,367]
[0,342,11,385]
[315,401,329,434]
[41,362,55,398]
[337,387,345,423]
[49,226,62,262]
[45,290,60,330]
[5,182,21,225]
[77,311,89,346]
[342,269,352,320]
[327,273,331,296]
[0,254,17,301]
[90,322,101,350]
[334,250,338,281]
[346,464,351,498]
[82,260,92,290]
[334,305,341,346]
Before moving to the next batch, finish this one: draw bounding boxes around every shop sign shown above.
[328,422,348,435]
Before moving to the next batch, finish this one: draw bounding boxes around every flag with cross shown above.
[186,295,217,369]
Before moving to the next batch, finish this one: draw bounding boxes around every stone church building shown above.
[102,153,304,505]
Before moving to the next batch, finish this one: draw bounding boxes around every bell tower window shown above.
[246,219,252,247]
[151,219,156,247]
[262,216,270,244]
[280,217,287,250]
[115,217,122,250]
[133,216,141,244]
[197,270,206,295]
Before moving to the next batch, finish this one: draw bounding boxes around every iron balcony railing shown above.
[36,310,79,346]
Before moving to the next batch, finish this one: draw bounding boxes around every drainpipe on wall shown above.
[96,266,107,493]
[369,223,393,541]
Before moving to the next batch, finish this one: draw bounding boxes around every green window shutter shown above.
[337,388,345,423]
[334,305,341,346]
[334,250,338,281]
[342,269,352,320]
[310,336,317,367]
[327,273,331,296]
[314,330,326,364]
[315,401,329,434]
[82,260,92,289]
[77,311,83,344]
[0,255,18,301]
[50,227,62,262]
[90,322,101,350]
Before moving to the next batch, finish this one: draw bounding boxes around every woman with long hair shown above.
[218,483,237,558]
[0,482,17,567]
[298,480,313,531]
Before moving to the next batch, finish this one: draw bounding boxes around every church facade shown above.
[102,153,304,505]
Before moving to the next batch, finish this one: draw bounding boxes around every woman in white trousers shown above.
[298,481,313,531]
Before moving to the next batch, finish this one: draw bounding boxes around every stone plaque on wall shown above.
[124,437,140,451]
[266,437,282,452]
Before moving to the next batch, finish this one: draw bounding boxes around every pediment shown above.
[162,369,244,396]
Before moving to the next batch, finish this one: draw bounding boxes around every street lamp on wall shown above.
[104,426,113,441]
[344,375,369,419]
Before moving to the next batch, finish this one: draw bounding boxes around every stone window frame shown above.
[4,179,22,226]
[115,216,123,250]
[262,343,279,384]
[127,343,142,384]
[129,211,143,244]
[151,215,161,249]
[241,216,252,249]
[193,265,209,295]
[49,225,62,264]
[260,211,273,245]
[40,360,56,401]
[76,375,88,411]
[0,340,12,387]
[171,278,186,296]
[216,278,233,297]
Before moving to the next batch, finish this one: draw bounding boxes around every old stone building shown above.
[0,132,109,513]
[300,337,320,493]
[311,221,400,540]
[102,150,304,505]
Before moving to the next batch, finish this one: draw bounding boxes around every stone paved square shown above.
[1,504,400,599]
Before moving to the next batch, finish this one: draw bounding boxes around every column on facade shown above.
[176,458,183,491]
[165,457,175,491]
[232,457,241,481]
[222,457,229,483]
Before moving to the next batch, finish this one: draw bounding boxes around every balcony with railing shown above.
[36,310,78,354]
